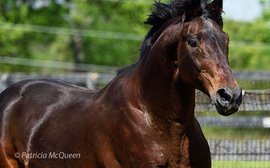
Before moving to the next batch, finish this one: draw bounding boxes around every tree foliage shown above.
[223,0,270,70]
[0,0,269,72]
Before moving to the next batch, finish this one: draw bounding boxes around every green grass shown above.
[238,80,270,90]
[212,160,270,168]
[197,111,270,117]
[196,111,270,139]
[202,127,270,139]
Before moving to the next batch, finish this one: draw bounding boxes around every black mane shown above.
[140,0,223,59]
[145,0,223,30]
[144,2,174,37]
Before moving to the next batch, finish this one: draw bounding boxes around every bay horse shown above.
[0,0,242,167]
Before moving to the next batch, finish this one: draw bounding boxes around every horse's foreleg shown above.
[187,118,211,168]
[0,143,21,168]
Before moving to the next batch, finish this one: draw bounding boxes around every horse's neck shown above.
[136,46,196,127]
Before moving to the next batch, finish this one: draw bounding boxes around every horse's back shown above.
[0,79,95,127]
[0,79,97,168]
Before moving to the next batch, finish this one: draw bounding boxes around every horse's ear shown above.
[205,0,223,26]
[206,0,223,13]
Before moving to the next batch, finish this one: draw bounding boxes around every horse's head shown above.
[142,0,241,116]
[174,0,242,116]
[178,16,242,116]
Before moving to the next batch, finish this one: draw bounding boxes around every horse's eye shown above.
[188,39,198,48]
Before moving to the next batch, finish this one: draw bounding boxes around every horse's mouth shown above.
[214,101,240,116]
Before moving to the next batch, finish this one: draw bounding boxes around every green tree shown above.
[0,0,152,72]
[68,1,150,66]
[0,0,269,72]
[0,0,72,72]
[223,1,270,70]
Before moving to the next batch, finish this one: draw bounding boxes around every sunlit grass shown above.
[212,160,270,168]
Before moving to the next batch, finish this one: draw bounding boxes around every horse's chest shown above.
[120,127,187,168]
[124,141,167,167]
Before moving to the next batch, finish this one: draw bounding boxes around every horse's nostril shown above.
[217,88,232,104]
[215,87,242,116]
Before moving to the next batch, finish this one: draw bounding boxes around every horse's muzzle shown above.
[214,87,242,116]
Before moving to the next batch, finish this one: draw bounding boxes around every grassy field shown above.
[196,111,270,139]
[202,127,270,139]
[197,109,270,168]
[212,160,270,168]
